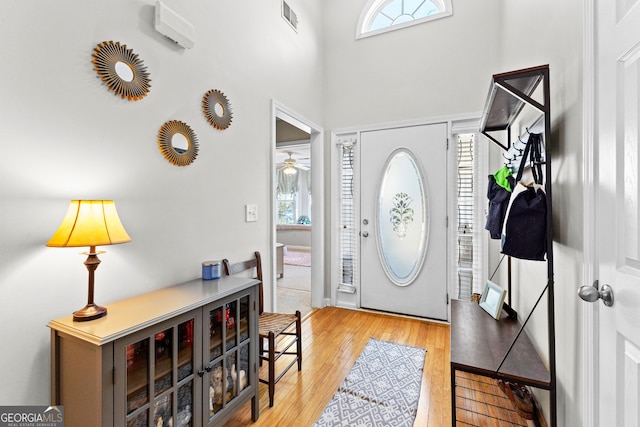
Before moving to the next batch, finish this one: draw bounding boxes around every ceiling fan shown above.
[279,152,309,175]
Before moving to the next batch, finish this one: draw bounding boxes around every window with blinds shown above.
[338,141,357,292]
[457,134,475,300]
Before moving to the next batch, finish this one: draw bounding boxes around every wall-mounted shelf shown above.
[479,65,549,150]
[450,64,556,427]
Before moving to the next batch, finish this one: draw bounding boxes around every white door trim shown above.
[271,100,325,311]
[582,0,598,425]
[330,112,481,320]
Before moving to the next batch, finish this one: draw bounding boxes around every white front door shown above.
[360,123,448,320]
[589,2,640,425]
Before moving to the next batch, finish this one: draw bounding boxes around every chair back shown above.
[222,251,264,314]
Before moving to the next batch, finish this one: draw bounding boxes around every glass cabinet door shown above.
[205,292,253,424]
[236,294,251,396]
[176,319,195,427]
[113,287,256,427]
[126,338,150,425]
[207,302,237,419]
[117,312,199,427]
[207,303,224,418]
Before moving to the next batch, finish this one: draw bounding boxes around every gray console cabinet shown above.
[49,276,259,427]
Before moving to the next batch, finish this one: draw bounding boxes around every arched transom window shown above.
[357,0,453,39]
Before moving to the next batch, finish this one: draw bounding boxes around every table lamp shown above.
[47,200,131,321]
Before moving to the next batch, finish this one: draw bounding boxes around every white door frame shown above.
[271,100,324,311]
[582,0,598,426]
[330,113,482,319]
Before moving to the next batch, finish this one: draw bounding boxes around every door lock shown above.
[577,280,614,307]
[362,218,369,237]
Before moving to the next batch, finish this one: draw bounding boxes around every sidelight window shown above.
[337,139,358,291]
[456,133,483,300]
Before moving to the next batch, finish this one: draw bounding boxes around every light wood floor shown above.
[223,306,452,426]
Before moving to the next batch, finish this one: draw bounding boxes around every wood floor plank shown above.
[223,306,452,427]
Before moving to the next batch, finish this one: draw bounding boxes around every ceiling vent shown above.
[282,0,298,31]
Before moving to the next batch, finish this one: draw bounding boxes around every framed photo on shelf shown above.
[479,280,507,320]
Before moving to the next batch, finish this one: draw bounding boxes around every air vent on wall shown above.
[155,1,195,49]
[282,0,298,31]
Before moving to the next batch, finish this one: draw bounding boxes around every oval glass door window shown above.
[376,148,428,286]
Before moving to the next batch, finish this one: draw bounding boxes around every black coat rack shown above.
[480,64,556,426]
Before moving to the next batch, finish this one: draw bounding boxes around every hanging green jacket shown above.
[493,166,513,192]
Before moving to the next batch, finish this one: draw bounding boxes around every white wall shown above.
[322,0,503,129]
[0,0,323,405]
[323,0,585,425]
[498,1,584,425]
[321,0,504,313]
[0,1,586,423]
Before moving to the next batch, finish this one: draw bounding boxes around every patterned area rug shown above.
[313,338,426,427]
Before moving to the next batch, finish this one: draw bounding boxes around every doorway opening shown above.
[272,101,324,318]
[276,120,312,318]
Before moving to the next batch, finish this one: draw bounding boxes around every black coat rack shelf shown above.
[449,64,556,427]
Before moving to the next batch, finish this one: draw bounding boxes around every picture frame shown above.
[479,280,507,320]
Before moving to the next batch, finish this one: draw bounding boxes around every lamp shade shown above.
[47,200,131,248]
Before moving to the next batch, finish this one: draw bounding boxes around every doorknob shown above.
[362,231,369,238]
[578,280,614,307]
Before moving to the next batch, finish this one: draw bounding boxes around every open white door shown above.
[583,2,640,425]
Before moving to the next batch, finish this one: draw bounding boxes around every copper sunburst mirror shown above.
[202,89,233,130]
[158,120,199,166]
[91,40,151,101]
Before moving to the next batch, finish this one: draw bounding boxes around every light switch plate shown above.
[245,204,258,222]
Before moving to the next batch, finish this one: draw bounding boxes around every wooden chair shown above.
[222,251,302,407]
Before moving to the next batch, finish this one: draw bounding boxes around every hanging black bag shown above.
[501,133,547,261]
[485,169,515,239]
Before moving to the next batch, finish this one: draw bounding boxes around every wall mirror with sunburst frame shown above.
[158,120,199,166]
[91,40,151,101]
[202,89,233,130]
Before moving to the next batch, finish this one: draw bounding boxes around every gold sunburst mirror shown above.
[158,120,199,166]
[202,89,233,130]
[91,40,151,101]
